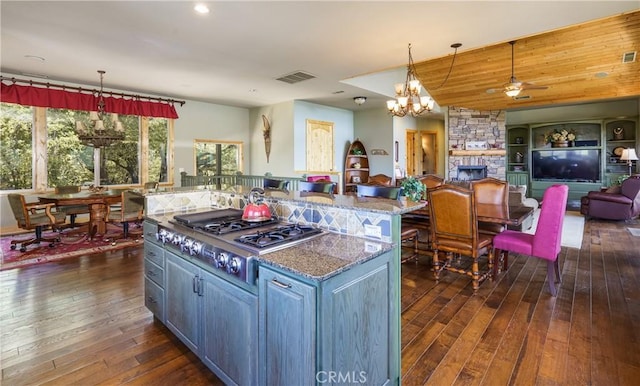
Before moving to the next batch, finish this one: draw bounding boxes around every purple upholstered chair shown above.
[492,184,569,296]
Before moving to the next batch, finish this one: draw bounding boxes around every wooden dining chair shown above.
[492,184,569,296]
[7,193,66,252]
[367,174,393,187]
[263,177,290,191]
[106,190,145,241]
[356,184,420,263]
[427,184,495,293]
[298,180,336,194]
[470,177,509,235]
[54,185,90,228]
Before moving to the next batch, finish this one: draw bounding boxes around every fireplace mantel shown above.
[449,149,506,156]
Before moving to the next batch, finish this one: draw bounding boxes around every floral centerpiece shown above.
[400,176,426,202]
[545,128,576,147]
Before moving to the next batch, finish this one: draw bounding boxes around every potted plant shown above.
[400,176,426,202]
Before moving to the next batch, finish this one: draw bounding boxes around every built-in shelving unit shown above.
[505,125,529,187]
[344,139,369,193]
[505,118,639,201]
[604,119,638,185]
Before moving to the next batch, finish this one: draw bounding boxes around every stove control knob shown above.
[158,229,172,244]
[189,241,203,256]
[172,234,185,245]
[181,238,193,253]
[227,257,241,274]
[216,252,229,268]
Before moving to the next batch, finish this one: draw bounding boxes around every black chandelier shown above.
[75,70,125,148]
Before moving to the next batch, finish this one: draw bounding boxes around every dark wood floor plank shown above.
[2,218,640,385]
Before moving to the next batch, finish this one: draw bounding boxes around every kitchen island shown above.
[142,186,424,385]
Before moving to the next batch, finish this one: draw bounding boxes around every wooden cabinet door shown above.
[165,251,201,354]
[259,266,316,385]
[201,270,258,386]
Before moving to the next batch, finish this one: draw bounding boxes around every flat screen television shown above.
[532,149,601,182]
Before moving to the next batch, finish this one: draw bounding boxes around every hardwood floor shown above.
[1,218,639,385]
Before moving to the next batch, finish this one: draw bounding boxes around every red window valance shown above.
[1,83,179,119]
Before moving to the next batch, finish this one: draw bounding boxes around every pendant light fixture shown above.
[386,43,434,117]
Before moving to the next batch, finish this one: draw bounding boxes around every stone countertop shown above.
[257,232,393,282]
[144,208,394,282]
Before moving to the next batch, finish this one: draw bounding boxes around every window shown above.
[195,140,243,176]
[0,103,33,190]
[0,102,172,191]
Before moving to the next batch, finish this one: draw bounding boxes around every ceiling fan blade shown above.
[521,83,548,90]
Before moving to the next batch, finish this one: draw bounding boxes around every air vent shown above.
[622,51,636,63]
[513,95,531,100]
[276,71,316,84]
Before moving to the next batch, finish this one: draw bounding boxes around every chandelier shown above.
[386,43,435,117]
[75,70,125,148]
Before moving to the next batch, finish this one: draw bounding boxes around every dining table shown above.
[404,202,535,227]
[39,189,125,239]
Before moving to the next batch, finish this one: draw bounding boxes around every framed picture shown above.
[351,176,361,183]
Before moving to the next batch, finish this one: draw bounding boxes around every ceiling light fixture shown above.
[353,96,367,105]
[75,70,125,148]
[386,43,434,117]
[194,3,210,14]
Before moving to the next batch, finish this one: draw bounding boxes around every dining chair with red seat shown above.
[356,184,420,263]
[492,184,569,296]
[470,177,509,236]
[427,184,495,293]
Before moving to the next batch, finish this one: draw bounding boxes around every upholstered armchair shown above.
[580,175,640,220]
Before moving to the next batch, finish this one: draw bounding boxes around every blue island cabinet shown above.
[165,251,258,386]
[258,249,397,386]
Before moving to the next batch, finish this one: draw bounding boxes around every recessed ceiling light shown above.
[194,3,210,14]
[595,72,608,78]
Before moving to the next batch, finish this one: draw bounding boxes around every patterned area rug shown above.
[0,224,143,271]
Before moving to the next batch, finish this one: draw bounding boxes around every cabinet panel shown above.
[144,241,164,267]
[143,221,160,245]
[259,266,316,385]
[506,172,529,187]
[144,258,164,287]
[321,263,391,385]
[165,251,201,353]
[144,277,164,321]
[201,270,258,386]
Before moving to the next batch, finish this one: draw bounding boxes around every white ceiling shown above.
[1,1,638,113]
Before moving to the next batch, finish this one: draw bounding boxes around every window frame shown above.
[0,103,174,193]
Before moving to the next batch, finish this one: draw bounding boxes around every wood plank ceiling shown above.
[413,10,640,112]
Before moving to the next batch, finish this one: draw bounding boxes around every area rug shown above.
[524,209,585,249]
[628,227,640,237]
[0,225,143,271]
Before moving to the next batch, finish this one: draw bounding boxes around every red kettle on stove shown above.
[242,187,272,222]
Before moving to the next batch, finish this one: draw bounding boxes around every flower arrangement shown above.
[545,128,576,144]
[400,176,426,201]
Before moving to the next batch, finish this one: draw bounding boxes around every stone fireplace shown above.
[456,165,488,181]
[447,107,506,179]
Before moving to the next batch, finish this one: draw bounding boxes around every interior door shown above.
[306,119,334,172]
[421,131,438,175]
[405,130,417,176]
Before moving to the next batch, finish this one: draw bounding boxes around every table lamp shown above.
[620,148,639,175]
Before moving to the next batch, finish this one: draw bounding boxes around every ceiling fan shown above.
[501,40,548,98]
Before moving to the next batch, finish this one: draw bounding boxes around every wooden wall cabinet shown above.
[344,139,369,193]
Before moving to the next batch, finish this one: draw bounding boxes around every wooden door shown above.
[306,119,334,172]
[406,130,417,176]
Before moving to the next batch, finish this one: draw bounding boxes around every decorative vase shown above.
[552,141,569,148]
